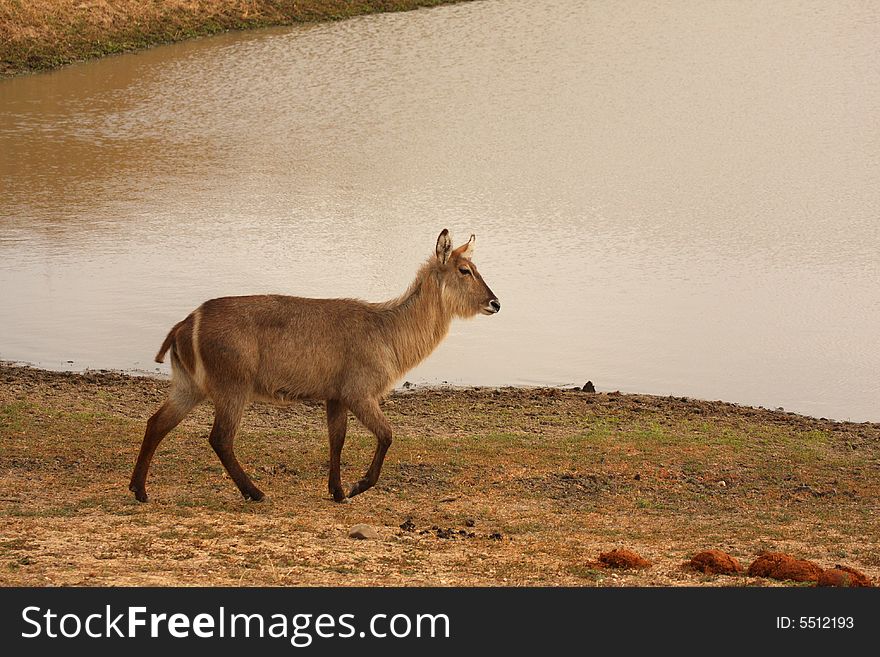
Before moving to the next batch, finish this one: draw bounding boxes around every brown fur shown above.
[129,229,499,503]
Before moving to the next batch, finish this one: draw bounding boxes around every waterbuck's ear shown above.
[436,228,453,264]
[452,234,475,260]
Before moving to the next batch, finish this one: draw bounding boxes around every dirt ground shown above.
[1,363,878,586]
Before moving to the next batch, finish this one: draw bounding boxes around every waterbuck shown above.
[129,229,500,503]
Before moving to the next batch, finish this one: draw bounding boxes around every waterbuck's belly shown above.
[251,388,320,405]
[251,375,339,403]
[250,359,343,404]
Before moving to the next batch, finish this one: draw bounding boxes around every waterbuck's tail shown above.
[155,319,187,363]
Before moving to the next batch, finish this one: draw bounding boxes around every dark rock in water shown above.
[582,381,596,393]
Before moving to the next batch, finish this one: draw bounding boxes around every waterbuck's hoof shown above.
[348,480,370,498]
[129,484,148,503]
[331,488,347,503]
[244,489,265,502]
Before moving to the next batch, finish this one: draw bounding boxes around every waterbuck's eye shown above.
[458,267,472,276]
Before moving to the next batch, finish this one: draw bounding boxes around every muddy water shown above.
[1,0,878,420]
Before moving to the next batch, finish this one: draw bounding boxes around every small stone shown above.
[488,532,503,541]
[399,518,415,532]
[348,524,379,540]
[688,550,742,575]
[582,381,596,393]
[465,518,475,527]
[747,552,823,583]
[598,548,651,570]
[818,566,872,587]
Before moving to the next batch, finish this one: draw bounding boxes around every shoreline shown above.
[0,0,472,78]
[2,360,872,426]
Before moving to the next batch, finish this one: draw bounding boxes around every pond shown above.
[1,0,878,420]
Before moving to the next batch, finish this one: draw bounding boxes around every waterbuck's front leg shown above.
[345,397,393,498]
[326,399,348,502]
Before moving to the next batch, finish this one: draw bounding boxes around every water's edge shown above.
[3,360,870,425]
[0,0,472,77]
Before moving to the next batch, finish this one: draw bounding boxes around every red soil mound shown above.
[598,548,651,570]
[688,550,743,575]
[818,565,873,588]
[747,552,823,583]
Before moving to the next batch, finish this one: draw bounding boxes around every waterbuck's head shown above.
[434,228,500,318]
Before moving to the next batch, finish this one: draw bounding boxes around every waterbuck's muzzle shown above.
[483,298,501,315]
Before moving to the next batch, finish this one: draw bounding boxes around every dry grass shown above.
[0,0,470,76]
[1,363,878,587]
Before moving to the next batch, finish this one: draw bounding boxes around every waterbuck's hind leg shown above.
[208,399,264,501]
[129,391,201,502]
[346,398,393,498]
[326,399,348,502]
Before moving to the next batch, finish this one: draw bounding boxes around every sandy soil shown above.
[1,363,878,586]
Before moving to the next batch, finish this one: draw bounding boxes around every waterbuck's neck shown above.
[379,264,452,377]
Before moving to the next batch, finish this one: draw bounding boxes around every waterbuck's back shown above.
[187,295,395,402]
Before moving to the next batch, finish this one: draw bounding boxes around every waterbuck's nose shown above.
[489,299,501,313]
